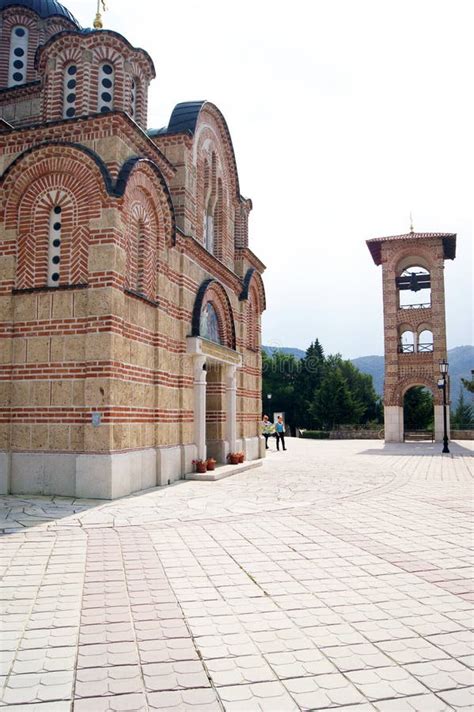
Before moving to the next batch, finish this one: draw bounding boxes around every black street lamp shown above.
[438,359,450,454]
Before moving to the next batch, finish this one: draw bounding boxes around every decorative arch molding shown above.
[2,148,103,290]
[390,246,436,275]
[116,158,176,245]
[239,268,266,312]
[385,377,442,408]
[191,278,236,351]
[1,145,175,233]
[183,102,240,201]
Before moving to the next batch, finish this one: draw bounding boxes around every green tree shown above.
[310,365,356,430]
[451,388,474,429]
[461,375,474,393]
[294,339,325,427]
[338,359,380,424]
[403,387,433,430]
[262,349,300,428]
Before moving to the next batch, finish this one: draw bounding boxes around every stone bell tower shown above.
[367,229,456,442]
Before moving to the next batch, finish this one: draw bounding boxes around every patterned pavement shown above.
[0,438,473,711]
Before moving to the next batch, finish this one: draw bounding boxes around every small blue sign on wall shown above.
[92,412,102,427]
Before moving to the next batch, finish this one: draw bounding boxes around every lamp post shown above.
[438,359,449,454]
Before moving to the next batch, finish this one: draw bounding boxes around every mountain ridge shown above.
[263,344,474,405]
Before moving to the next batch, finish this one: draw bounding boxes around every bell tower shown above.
[367,229,456,442]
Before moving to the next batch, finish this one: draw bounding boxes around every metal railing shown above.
[398,343,434,354]
[399,302,431,310]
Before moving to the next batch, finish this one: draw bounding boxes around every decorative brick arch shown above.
[385,377,442,408]
[192,279,236,350]
[121,161,175,301]
[240,268,266,313]
[2,145,105,290]
[389,245,436,275]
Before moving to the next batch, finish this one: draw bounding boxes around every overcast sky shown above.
[74,0,473,358]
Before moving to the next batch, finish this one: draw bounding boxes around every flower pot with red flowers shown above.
[227,452,240,465]
[192,459,207,473]
[206,458,216,471]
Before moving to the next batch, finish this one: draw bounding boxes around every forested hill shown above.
[263,345,474,406]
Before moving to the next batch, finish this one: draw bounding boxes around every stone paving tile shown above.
[282,673,365,709]
[73,693,147,711]
[143,660,210,691]
[218,680,299,711]
[404,657,474,691]
[206,654,277,685]
[426,630,474,657]
[138,638,200,664]
[323,643,394,672]
[436,686,474,709]
[375,636,452,664]
[75,665,143,698]
[11,646,77,674]
[264,647,337,677]
[0,670,74,705]
[77,641,140,668]
[372,694,454,711]
[345,666,429,700]
[0,440,473,711]
[147,687,221,710]
[0,702,72,712]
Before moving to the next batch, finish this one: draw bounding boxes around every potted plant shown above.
[227,452,240,465]
[193,459,207,473]
[206,457,216,471]
[237,452,245,463]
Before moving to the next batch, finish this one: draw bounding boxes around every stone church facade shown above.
[0,0,266,498]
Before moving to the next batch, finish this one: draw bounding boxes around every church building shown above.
[0,0,266,498]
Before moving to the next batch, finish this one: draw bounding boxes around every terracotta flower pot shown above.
[237,453,244,463]
[196,462,207,473]
[206,459,216,471]
[228,454,240,465]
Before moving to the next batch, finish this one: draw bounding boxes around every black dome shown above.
[0,0,80,26]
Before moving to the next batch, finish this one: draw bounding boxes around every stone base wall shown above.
[451,430,474,440]
[0,436,264,499]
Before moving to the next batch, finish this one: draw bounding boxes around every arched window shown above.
[200,303,221,344]
[63,64,78,119]
[9,26,29,87]
[397,265,431,309]
[130,78,137,119]
[48,205,63,287]
[205,211,214,253]
[418,329,434,352]
[98,63,114,113]
[399,329,415,353]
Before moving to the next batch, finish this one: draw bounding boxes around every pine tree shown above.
[451,389,474,429]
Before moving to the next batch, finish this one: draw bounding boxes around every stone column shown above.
[193,355,207,461]
[225,364,238,454]
[384,405,403,442]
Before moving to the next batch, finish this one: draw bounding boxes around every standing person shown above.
[275,415,287,451]
[262,414,275,450]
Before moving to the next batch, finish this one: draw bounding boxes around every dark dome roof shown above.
[0,0,80,26]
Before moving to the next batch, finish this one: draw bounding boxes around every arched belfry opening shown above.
[367,230,456,442]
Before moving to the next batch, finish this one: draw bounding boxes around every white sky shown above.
[73,0,473,358]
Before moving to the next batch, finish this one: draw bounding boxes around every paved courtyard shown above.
[0,438,473,711]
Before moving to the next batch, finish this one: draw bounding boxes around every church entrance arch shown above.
[188,280,241,464]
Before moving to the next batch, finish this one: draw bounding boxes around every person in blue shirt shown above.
[275,416,287,451]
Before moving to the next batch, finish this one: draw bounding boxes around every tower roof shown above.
[0,0,80,26]
[366,231,457,266]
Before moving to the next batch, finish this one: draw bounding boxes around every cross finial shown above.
[409,212,414,234]
[93,0,107,29]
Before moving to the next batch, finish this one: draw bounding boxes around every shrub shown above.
[301,430,330,439]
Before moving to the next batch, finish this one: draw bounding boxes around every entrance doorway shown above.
[403,386,434,441]
[206,362,226,462]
